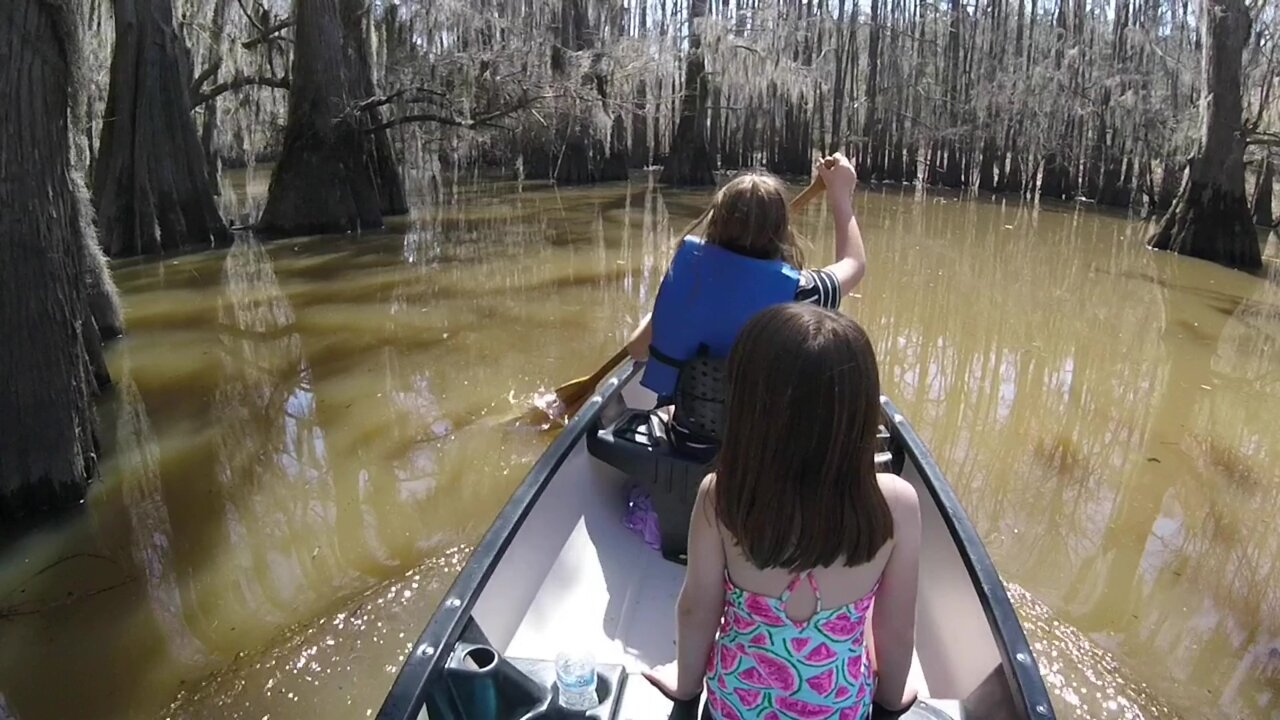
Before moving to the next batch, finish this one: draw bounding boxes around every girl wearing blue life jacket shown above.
[625,153,867,450]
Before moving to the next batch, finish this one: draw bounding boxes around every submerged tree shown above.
[94,0,229,257]
[1,0,123,521]
[257,0,405,236]
[1146,0,1262,270]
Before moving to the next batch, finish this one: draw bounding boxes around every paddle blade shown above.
[552,375,596,413]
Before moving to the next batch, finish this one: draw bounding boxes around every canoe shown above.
[377,360,1056,720]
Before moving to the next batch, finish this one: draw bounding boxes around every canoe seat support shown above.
[587,409,711,564]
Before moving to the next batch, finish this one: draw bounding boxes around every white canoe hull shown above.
[379,361,1054,720]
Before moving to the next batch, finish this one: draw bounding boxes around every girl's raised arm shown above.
[871,475,921,711]
[817,154,868,295]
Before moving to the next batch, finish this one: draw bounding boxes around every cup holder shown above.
[463,646,498,671]
[443,644,627,719]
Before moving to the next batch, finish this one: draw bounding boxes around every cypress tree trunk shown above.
[1146,0,1261,270]
[340,0,407,216]
[829,0,849,154]
[1041,149,1070,200]
[1156,158,1181,212]
[1002,130,1024,195]
[886,136,905,183]
[937,0,963,189]
[940,144,964,188]
[201,0,230,193]
[862,0,883,179]
[631,0,652,167]
[258,0,391,236]
[94,0,229,257]
[1,0,120,521]
[1252,159,1275,227]
[978,135,999,192]
[904,140,918,183]
[661,0,716,186]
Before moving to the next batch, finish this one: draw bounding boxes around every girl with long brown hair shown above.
[643,303,921,718]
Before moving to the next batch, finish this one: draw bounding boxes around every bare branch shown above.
[362,93,562,134]
[191,75,291,109]
[189,58,223,99]
[1246,130,1280,148]
[234,0,267,34]
[242,19,295,50]
[353,86,450,114]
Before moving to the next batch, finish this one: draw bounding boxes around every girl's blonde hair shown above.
[679,172,805,267]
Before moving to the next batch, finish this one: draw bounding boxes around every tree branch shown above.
[353,86,450,114]
[234,0,267,33]
[191,75,291,108]
[362,92,560,134]
[190,58,223,100]
[242,19,294,49]
[1246,130,1280,148]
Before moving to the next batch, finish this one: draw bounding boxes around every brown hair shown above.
[679,172,805,267]
[714,303,893,570]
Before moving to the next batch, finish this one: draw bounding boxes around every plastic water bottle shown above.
[555,650,597,711]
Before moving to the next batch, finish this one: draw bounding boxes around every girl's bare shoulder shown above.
[876,473,920,516]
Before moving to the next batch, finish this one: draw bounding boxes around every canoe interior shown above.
[376,361,1054,720]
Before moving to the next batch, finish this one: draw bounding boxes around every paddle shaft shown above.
[575,347,629,395]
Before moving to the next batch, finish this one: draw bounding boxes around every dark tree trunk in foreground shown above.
[1252,159,1275,227]
[661,0,715,186]
[259,0,402,236]
[94,0,229,257]
[1,0,121,521]
[1146,0,1260,270]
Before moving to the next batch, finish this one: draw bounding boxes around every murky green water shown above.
[1,171,1277,720]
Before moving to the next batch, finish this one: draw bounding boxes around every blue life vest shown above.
[641,237,801,397]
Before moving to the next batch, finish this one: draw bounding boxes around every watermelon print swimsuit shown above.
[704,571,878,720]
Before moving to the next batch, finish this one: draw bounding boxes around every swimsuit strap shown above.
[778,573,803,603]
[807,571,824,614]
[778,571,824,614]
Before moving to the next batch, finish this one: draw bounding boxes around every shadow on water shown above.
[3,176,1280,719]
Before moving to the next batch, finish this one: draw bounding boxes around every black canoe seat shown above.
[589,400,901,565]
[587,409,711,564]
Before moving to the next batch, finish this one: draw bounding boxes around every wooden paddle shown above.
[528,170,832,423]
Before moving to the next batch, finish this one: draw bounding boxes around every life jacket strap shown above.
[648,343,686,371]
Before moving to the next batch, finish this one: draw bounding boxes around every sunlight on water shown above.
[529,391,571,428]
[0,170,1278,719]
[1007,584,1177,720]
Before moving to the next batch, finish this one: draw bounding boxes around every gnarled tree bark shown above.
[1146,0,1261,270]
[94,0,229,257]
[1,0,121,522]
